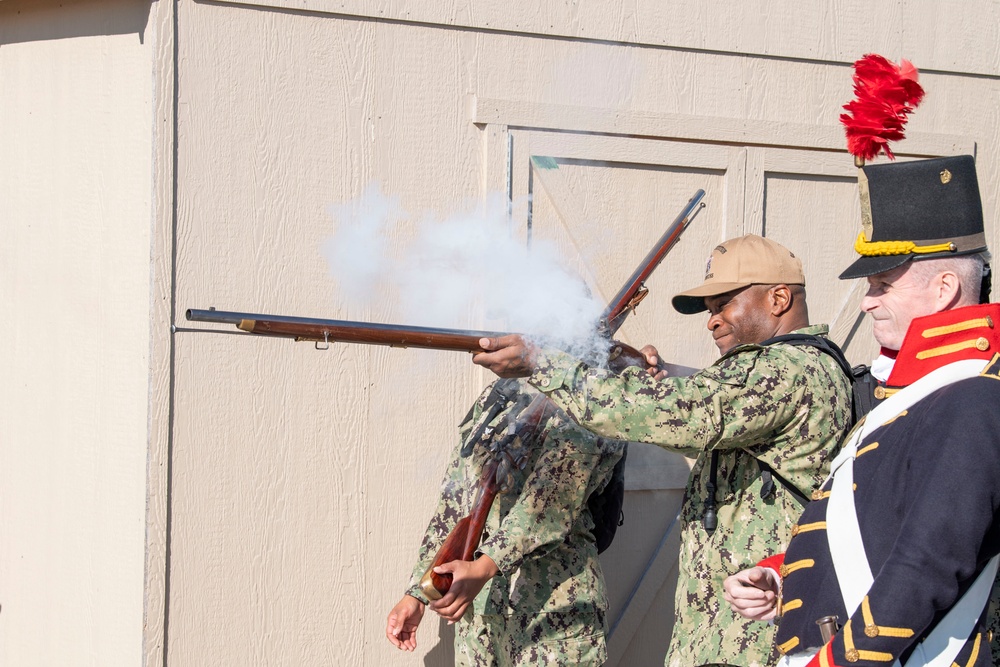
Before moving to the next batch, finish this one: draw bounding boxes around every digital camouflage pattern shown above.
[527,325,853,667]
[986,581,1000,666]
[406,379,625,667]
[454,609,607,667]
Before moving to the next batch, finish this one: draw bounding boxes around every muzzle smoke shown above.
[322,184,609,361]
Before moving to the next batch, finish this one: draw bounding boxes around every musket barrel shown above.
[600,189,706,334]
[185,308,507,352]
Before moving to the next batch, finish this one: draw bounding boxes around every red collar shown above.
[886,303,1000,387]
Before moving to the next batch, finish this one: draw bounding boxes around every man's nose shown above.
[860,289,879,313]
[706,313,722,331]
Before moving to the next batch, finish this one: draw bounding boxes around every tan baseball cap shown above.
[671,235,805,314]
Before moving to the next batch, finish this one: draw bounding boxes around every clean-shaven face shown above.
[704,286,773,355]
[861,263,941,351]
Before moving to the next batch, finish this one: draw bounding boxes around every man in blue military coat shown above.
[724,154,1000,667]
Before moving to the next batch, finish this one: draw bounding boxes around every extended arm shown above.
[516,346,808,455]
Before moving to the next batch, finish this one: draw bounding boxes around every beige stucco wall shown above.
[3,1,1000,666]
[0,0,155,665]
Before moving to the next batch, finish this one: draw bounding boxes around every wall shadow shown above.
[423,617,455,666]
[0,0,152,46]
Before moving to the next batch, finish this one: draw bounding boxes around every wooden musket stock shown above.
[185,309,507,353]
[418,393,552,600]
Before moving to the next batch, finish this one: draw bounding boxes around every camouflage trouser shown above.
[454,609,607,667]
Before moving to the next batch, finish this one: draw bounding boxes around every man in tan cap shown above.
[471,234,853,667]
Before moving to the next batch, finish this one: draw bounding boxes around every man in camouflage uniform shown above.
[385,379,624,666]
[472,234,854,667]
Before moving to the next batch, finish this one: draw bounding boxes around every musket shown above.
[184,309,505,353]
[184,189,706,374]
[418,392,552,600]
[599,189,706,336]
[184,308,691,376]
[414,191,703,598]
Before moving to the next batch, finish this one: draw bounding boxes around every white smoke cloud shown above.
[323,183,405,302]
[322,185,607,358]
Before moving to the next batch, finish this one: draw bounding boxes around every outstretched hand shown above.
[472,335,538,378]
[427,556,500,623]
[385,594,425,651]
[722,566,780,621]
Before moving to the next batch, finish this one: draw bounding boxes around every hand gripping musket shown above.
[183,189,705,598]
[418,390,553,600]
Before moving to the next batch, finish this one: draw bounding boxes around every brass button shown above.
[986,316,994,329]
[989,630,994,642]
[539,377,551,387]
[845,648,861,662]
[976,337,990,351]
[812,489,823,501]
[791,525,800,537]
[940,169,952,184]
[865,624,879,637]
[779,564,789,578]
[874,386,887,399]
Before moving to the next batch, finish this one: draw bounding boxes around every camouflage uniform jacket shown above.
[406,380,625,666]
[526,325,853,667]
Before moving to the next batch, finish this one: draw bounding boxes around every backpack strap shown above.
[701,334,858,527]
[851,364,879,418]
[756,458,810,507]
[760,333,854,379]
[702,450,719,532]
[755,334,853,506]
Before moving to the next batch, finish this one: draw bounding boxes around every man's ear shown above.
[935,271,962,311]
[769,285,793,317]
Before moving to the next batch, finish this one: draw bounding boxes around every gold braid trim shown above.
[961,631,983,667]
[916,338,991,360]
[779,559,815,577]
[856,443,880,458]
[854,232,957,257]
[923,318,994,338]
[843,620,897,662]
[861,597,915,638]
[820,643,833,667]
[778,637,800,655]
[881,410,907,425]
[781,598,803,613]
[792,522,827,536]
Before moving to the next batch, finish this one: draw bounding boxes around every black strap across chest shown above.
[702,334,857,530]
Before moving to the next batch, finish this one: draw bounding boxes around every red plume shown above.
[840,54,925,162]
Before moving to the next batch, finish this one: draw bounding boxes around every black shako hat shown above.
[839,155,987,279]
